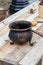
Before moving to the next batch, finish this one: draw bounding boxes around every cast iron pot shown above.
[9,21,33,46]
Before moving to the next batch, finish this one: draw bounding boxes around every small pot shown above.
[9,20,43,46]
[9,21,33,46]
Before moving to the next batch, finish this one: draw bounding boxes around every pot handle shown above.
[32,30,43,37]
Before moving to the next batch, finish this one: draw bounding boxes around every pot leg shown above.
[29,40,33,46]
[10,41,14,45]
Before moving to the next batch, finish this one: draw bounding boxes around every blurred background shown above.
[0,0,35,9]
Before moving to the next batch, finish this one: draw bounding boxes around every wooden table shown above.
[0,1,43,65]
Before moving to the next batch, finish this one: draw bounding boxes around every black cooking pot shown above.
[9,21,33,46]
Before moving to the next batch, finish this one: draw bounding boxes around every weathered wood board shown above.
[0,16,43,65]
[19,38,43,65]
[0,1,43,65]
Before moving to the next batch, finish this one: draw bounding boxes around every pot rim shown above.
[9,27,32,32]
[9,20,32,32]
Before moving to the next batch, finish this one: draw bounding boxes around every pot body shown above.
[9,30,32,44]
[9,21,33,45]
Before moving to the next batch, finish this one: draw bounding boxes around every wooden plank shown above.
[0,42,32,65]
[0,22,4,29]
[19,38,43,65]
[0,42,17,61]
[0,25,9,37]
[0,32,9,47]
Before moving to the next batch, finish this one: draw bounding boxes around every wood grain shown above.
[0,1,43,65]
[19,38,43,65]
